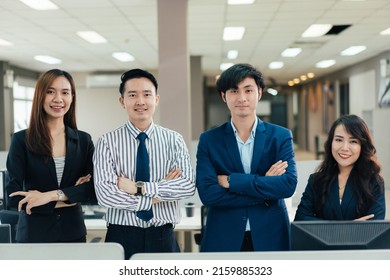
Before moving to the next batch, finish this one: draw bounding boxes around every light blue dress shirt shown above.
[230,117,257,231]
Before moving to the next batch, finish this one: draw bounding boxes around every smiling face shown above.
[221,77,261,121]
[331,124,362,172]
[43,76,73,121]
[119,77,160,131]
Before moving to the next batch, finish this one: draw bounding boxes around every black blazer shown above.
[6,126,96,242]
[294,174,386,221]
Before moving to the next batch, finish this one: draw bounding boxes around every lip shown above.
[338,153,351,159]
[135,108,147,112]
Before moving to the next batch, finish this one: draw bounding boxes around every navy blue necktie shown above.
[136,132,153,221]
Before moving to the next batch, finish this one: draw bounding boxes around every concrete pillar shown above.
[157,0,191,145]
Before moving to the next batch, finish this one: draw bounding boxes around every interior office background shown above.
[1,0,390,216]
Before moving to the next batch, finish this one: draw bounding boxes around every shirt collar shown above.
[230,117,258,138]
[125,120,155,139]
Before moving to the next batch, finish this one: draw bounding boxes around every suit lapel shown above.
[47,157,58,186]
[224,122,245,173]
[61,126,78,187]
[330,178,343,219]
[251,118,266,173]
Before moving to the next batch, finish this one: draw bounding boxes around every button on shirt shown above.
[231,118,257,231]
[93,121,195,228]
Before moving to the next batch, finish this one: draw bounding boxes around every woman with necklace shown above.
[294,114,385,221]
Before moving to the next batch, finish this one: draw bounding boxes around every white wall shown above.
[373,109,390,188]
[349,70,376,116]
[76,86,127,144]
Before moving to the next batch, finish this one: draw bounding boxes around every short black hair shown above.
[216,63,265,94]
[119,68,158,95]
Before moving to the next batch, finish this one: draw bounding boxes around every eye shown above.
[46,89,55,95]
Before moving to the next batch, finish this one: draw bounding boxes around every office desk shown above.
[84,207,201,252]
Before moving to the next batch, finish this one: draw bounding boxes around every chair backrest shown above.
[194,205,208,245]
[0,224,11,243]
[0,210,19,242]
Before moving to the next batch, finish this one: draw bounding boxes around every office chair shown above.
[194,205,207,245]
[0,210,19,243]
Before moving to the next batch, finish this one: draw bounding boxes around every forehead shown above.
[50,76,71,89]
[124,77,156,92]
[236,77,257,88]
[334,124,352,137]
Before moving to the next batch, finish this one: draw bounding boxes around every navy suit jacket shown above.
[6,126,96,242]
[294,174,386,221]
[196,118,297,252]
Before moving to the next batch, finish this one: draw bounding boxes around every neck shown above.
[232,115,256,133]
[47,118,65,134]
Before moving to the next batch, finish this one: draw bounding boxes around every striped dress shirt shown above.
[93,121,195,228]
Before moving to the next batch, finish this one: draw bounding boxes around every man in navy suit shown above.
[196,63,297,252]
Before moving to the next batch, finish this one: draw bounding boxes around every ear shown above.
[258,89,263,101]
[221,92,227,102]
[119,96,125,108]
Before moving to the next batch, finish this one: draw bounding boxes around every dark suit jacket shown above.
[6,126,95,242]
[294,174,386,221]
[196,118,297,252]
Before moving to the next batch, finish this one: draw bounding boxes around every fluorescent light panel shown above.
[269,61,284,69]
[281,48,302,57]
[20,0,58,10]
[112,52,135,62]
[77,31,107,44]
[227,50,238,59]
[228,0,255,4]
[302,24,332,38]
[380,28,390,35]
[220,63,234,71]
[0,38,13,46]
[34,55,62,64]
[340,46,366,56]
[315,60,336,68]
[223,27,245,41]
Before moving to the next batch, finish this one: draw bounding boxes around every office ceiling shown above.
[0,0,389,85]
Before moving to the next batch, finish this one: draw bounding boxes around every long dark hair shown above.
[26,69,77,156]
[313,114,383,217]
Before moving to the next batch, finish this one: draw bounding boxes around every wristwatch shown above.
[135,181,144,196]
[57,189,64,202]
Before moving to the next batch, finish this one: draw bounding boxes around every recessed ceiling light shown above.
[293,78,300,84]
[340,46,366,56]
[315,60,336,68]
[269,61,284,69]
[0,38,13,46]
[228,0,255,4]
[112,52,135,62]
[380,28,390,35]
[77,31,107,44]
[20,0,58,10]
[300,75,307,81]
[227,50,238,59]
[281,48,302,57]
[267,88,278,96]
[223,27,245,41]
[302,24,333,38]
[220,63,234,71]
[288,81,295,86]
[307,72,315,78]
[34,55,62,64]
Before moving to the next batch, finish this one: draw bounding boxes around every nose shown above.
[136,95,145,105]
[52,91,63,102]
[341,141,350,150]
[237,91,246,102]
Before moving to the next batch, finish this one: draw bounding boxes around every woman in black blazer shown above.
[6,69,96,242]
[294,115,385,221]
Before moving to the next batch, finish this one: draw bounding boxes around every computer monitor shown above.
[291,220,390,250]
[0,224,11,243]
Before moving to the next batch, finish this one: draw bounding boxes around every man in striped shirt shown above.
[93,69,195,259]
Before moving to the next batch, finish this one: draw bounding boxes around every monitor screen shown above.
[291,220,390,250]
